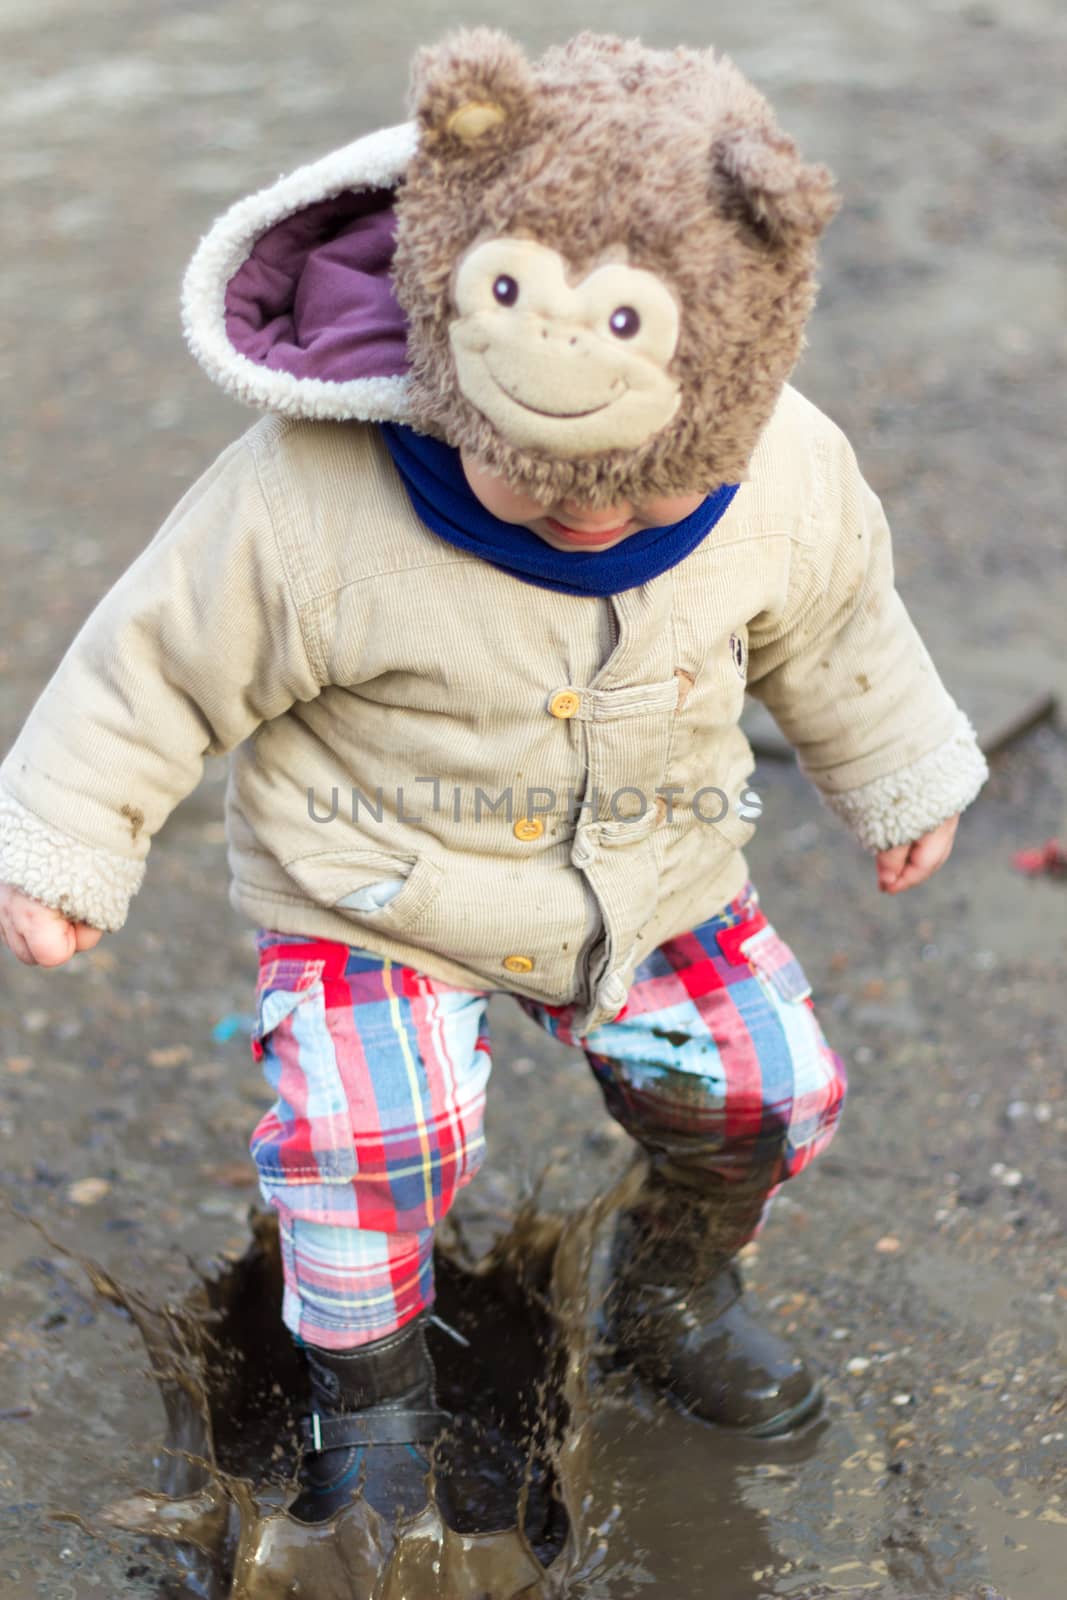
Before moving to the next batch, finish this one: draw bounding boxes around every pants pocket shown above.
[715,908,847,1173]
[737,923,813,1005]
[249,954,359,1183]
[251,964,326,1060]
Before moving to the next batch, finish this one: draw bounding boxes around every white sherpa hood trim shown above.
[181,120,418,422]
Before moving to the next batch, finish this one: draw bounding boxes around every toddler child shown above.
[0,30,987,1527]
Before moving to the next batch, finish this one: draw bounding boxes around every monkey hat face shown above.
[394,31,840,508]
[182,30,838,512]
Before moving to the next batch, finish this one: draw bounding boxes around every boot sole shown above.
[600,1345,825,1441]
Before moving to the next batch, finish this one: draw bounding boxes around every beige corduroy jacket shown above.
[0,385,987,1030]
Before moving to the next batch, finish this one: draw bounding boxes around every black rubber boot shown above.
[289,1313,449,1525]
[606,1159,823,1438]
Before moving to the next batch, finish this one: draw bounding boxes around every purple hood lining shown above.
[223,188,410,384]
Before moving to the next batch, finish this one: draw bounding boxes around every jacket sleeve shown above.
[0,427,323,929]
[745,418,988,853]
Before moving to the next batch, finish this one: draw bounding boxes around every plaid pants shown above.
[249,882,846,1349]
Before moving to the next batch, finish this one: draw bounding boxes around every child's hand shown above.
[0,883,103,967]
[876,814,960,894]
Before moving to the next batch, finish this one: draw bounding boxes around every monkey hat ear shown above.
[712,123,840,245]
[410,27,536,158]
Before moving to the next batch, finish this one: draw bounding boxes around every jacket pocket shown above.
[281,847,443,932]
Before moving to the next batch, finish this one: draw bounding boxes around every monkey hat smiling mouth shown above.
[484,375,619,422]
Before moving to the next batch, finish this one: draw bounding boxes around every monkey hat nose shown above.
[538,320,582,348]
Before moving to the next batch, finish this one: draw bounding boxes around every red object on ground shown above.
[1012,838,1067,878]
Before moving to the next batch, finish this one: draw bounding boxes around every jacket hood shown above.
[181,121,418,423]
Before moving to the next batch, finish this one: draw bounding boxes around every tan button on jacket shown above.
[0,385,987,1028]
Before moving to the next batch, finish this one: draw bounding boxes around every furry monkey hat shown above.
[184,29,838,507]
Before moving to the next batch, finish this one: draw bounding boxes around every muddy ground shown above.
[0,1,1064,1596]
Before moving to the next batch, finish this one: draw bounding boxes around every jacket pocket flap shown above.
[282,848,442,929]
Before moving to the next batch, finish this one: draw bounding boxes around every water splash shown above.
[88,1168,646,1597]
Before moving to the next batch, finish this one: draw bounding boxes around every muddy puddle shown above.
[80,1175,632,1599]
[39,1173,1056,1600]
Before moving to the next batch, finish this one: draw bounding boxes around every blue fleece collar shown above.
[379,424,739,597]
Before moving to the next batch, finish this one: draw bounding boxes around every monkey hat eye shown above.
[609,305,641,339]
[493,274,520,306]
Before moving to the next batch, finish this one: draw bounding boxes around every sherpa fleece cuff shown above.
[0,785,144,932]
[819,710,989,853]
